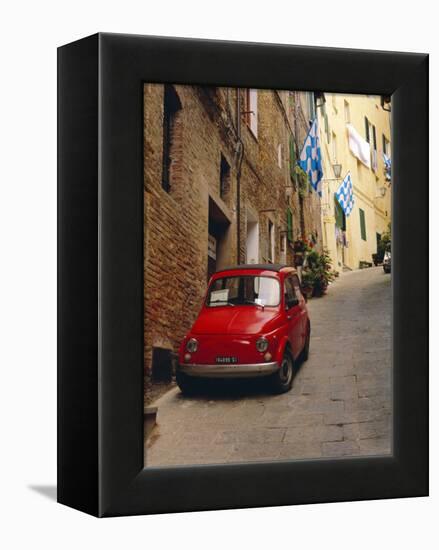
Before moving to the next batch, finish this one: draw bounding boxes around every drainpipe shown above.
[236,90,243,264]
[293,92,306,238]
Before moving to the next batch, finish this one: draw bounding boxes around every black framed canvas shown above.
[58,33,428,517]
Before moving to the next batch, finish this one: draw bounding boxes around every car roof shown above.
[214,263,291,274]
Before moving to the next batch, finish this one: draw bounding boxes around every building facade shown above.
[143,84,322,378]
[317,94,391,271]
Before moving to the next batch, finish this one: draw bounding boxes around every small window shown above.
[243,89,258,138]
[359,208,367,241]
[249,89,258,137]
[220,154,231,198]
[364,117,377,151]
[162,85,182,192]
[371,124,378,171]
[365,117,370,143]
[365,117,377,171]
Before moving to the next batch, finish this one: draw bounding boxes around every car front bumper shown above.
[179,361,279,378]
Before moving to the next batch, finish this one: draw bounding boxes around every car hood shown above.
[191,306,281,335]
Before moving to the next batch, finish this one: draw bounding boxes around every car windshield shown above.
[207,276,280,307]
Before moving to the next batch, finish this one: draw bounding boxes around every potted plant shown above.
[312,270,328,297]
[305,248,335,297]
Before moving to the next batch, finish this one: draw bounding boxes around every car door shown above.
[284,276,303,359]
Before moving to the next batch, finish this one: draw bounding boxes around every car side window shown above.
[291,275,303,299]
[284,277,297,308]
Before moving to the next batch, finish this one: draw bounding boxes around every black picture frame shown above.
[57,33,428,517]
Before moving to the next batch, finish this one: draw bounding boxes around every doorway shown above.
[208,196,231,280]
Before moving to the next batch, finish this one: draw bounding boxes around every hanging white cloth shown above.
[346,123,371,168]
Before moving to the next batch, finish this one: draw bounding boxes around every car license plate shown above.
[215,356,238,364]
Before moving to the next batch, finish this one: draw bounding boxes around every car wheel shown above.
[270,349,294,394]
[176,370,198,395]
[301,323,310,362]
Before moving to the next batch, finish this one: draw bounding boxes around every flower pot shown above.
[313,284,328,297]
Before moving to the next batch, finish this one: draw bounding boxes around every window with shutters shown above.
[364,117,377,172]
[371,124,377,171]
[359,208,367,241]
[162,85,182,192]
[365,117,370,143]
[243,89,258,138]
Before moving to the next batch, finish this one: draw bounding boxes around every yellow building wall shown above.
[318,93,391,271]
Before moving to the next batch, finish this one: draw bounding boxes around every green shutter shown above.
[359,208,367,241]
[287,208,293,242]
[289,135,296,182]
[365,117,370,142]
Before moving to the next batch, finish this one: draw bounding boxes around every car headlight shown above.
[256,337,269,352]
[186,338,198,353]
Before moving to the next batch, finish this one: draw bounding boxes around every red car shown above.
[177,264,310,394]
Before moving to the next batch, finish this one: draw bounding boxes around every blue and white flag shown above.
[298,118,323,196]
[335,172,355,217]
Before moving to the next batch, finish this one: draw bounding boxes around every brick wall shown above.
[143,84,323,379]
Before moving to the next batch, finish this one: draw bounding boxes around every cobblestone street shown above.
[145,267,392,467]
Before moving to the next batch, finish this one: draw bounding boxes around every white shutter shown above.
[249,89,258,138]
